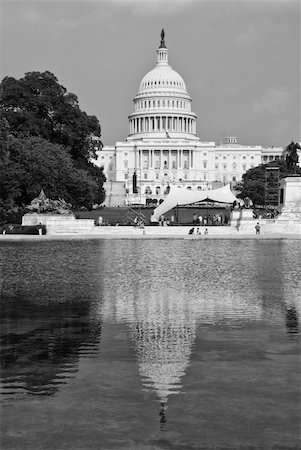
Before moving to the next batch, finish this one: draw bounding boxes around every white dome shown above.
[138,65,188,95]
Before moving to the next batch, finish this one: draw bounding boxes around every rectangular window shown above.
[144,173,147,180]
[215,164,218,169]
[156,172,159,180]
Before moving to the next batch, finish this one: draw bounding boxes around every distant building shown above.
[94,32,298,206]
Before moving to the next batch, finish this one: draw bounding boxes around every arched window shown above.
[145,186,152,195]
[187,186,192,190]
[156,186,161,195]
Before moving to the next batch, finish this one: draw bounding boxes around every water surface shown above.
[0,239,300,449]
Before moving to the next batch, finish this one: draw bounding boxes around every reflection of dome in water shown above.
[102,289,198,405]
[100,280,264,407]
[131,319,195,404]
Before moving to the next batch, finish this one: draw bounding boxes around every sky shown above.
[1,0,300,147]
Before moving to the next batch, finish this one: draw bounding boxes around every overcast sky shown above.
[1,0,300,147]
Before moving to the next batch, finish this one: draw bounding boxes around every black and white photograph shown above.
[0,0,300,449]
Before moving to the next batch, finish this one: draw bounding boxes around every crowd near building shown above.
[94,31,296,207]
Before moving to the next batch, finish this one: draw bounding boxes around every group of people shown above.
[188,227,208,236]
[158,215,175,226]
[192,213,227,226]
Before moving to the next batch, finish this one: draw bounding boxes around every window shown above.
[223,156,226,160]
[184,173,188,180]
[145,186,152,195]
[204,173,207,180]
[251,156,254,159]
[215,164,219,169]
[242,165,246,171]
[124,161,128,168]
[156,172,159,180]
[203,161,207,169]
[215,156,218,160]
[243,156,246,159]
[144,173,147,180]
[183,161,188,169]
[156,186,161,195]
[187,186,192,190]
[124,173,128,180]
[223,164,227,170]
[203,153,207,156]
[172,161,176,169]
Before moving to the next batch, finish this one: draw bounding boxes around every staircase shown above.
[127,207,146,225]
[103,181,127,207]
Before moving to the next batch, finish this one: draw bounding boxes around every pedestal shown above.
[22,213,95,234]
[230,208,257,233]
[276,176,301,233]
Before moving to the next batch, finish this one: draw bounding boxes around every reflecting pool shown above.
[0,239,301,449]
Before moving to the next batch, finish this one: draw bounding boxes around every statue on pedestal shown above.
[284,141,301,174]
[26,189,72,214]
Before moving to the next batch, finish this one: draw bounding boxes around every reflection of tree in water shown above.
[0,240,105,399]
[285,307,299,336]
[0,296,102,398]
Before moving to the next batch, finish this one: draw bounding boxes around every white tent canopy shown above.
[152,184,238,220]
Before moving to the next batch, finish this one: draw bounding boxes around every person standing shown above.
[37,223,43,235]
[255,223,261,235]
[198,215,203,226]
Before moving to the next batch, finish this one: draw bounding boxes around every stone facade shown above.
[93,33,299,206]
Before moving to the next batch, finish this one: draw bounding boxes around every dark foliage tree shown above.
[0,71,102,162]
[0,72,106,223]
[0,136,105,224]
[236,159,301,205]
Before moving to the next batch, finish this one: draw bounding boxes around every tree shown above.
[0,136,105,224]
[0,71,102,162]
[0,71,106,222]
[236,159,301,206]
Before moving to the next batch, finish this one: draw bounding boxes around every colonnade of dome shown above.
[128,31,197,140]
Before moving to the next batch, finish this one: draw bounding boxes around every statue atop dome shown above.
[159,28,166,48]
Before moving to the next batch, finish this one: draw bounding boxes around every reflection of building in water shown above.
[100,278,263,423]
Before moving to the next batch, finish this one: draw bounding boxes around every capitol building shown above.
[94,31,284,206]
